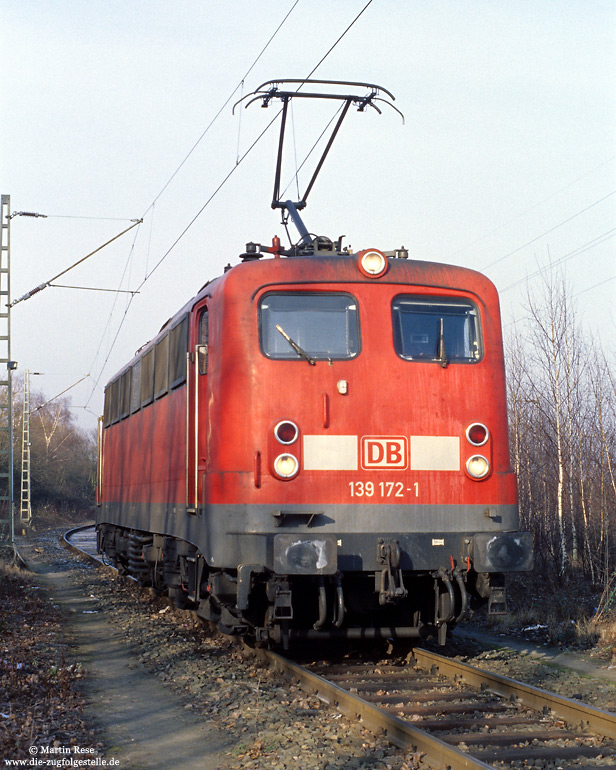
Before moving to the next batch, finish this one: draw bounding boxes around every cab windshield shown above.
[260,292,360,360]
[392,296,482,363]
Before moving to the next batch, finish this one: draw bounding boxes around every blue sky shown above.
[2,0,614,428]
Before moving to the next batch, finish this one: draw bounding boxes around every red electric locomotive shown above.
[96,81,532,646]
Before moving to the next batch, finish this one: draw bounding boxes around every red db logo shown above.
[361,437,408,469]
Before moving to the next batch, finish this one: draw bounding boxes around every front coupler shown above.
[377,539,408,605]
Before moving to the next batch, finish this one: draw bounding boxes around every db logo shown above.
[361,436,408,469]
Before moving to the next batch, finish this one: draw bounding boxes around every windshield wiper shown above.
[437,318,448,368]
[276,324,316,365]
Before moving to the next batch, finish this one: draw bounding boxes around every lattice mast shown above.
[20,369,31,531]
[0,196,14,543]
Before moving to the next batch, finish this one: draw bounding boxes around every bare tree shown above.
[505,271,615,588]
[12,376,96,514]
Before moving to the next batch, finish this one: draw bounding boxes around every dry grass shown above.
[574,616,616,654]
[470,571,615,651]
[28,505,93,532]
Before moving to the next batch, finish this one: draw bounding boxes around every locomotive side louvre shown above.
[97,253,532,646]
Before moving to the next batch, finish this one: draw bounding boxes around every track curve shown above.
[63,523,115,572]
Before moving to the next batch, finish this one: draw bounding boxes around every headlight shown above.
[274,534,338,574]
[466,454,490,479]
[473,532,534,572]
[274,453,299,479]
[357,249,388,278]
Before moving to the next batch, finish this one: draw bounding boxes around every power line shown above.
[39,214,137,221]
[83,0,302,402]
[502,266,616,330]
[452,156,616,258]
[146,113,282,285]
[87,1,375,405]
[574,275,616,297]
[85,223,144,406]
[30,375,90,414]
[85,108,285,402]
[303,0,374,82]
[49,284,139,295]
[139,1,376,284]
[9,211,137,222]
[84,0,303,403]
[482,190,616,272]
[141,0,301,220]
[500,228,616,293]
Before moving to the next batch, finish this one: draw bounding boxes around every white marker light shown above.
[274,453,299,479]
[466,455,490,479]
[357,249,388,278]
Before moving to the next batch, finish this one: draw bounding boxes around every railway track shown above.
[63,523,101,561]
[253,649,616,770]
[64,525,616,770]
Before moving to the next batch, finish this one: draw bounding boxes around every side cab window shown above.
[198,308,209,375]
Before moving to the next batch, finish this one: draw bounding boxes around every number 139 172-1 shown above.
[348,481,419,498]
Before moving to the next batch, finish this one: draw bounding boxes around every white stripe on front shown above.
[410,436,460,471]
[303,435,358,471]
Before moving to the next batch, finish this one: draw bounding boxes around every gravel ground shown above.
[8,525,616,769]
[442,633,616,712]
[12,529,423,769]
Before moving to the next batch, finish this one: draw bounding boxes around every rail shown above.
[251,645,616,768]
[62,523,110,569]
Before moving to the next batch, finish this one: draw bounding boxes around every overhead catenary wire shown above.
[139,0,375,265]
[500,228,616,293]
[85,221,144,406]
[34,214,137,221]
[500,231,615,331]
[502,264,616,330]
[49,0,303,411]
[65,405,102,419]
[141,0,301,220]
[302,0,374,82]
[482,190,616,273]
[86,1,375,405]
[48,284,139,295]
[30,374,90,414]
[276,0,377,201]
[86,108,285,403]
[84,0,303,405]
[132,6,374,282]
[451,155,616,259]
[574,275,616,297]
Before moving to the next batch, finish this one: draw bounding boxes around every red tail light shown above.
[466,423,488,446]
[275,420,299,445]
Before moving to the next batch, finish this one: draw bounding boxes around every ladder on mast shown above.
[0,195,14,543]
[20,370,31,530]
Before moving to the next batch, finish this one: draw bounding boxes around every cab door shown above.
[186,303,209,513]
